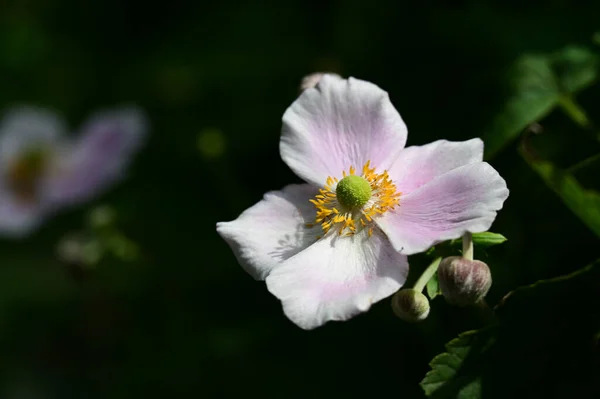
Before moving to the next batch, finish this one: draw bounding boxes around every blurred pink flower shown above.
[0,106,147,237]
[217,76,508,329]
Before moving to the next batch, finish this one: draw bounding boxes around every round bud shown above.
[437,256,492,306]
[299,72,342,91]
[57,233,102,282]
[88,205,116,229]
[391,289,430,323]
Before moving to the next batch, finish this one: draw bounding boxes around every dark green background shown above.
[0,1,599,397]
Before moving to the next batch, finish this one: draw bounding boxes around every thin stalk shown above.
[462,232,474,261]
[413,257,441,293]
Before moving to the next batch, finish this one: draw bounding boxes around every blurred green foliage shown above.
[0,0,599,398]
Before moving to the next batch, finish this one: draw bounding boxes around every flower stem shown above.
[462,232,473,261]
[567,151,600,173]
[413,257,441,293]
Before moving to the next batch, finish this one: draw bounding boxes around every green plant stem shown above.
[413,257,441,293]
[567,152,600,173]
[463,232,474,261]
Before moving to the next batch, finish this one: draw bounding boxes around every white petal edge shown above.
[266,227,408,330]
[377,162,509,255]
[0,106,67,169]
[0,187,45,238]
[388,138,484,195]
[280,76,408,187]
[216,184,320,280]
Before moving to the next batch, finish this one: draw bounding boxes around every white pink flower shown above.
[0,106,147,237]
[217,76,508,329]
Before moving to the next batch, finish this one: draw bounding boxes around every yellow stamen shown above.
[308,160,401,238]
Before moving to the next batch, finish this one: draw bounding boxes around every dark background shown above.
[0,1,599,397]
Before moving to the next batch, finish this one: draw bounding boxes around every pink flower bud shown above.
[438,256,492,306]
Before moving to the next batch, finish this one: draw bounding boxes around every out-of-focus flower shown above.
[217,76,508,329]
[0,106,147,237]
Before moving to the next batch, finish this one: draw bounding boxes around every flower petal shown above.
[280,76,407,186]
[377,162,509,255]
[0,107,66,169]
[216,184,320,280]
[0,186,45,237]
[388,138,484,194]
[266,228,408,330]
[45,107,147,206]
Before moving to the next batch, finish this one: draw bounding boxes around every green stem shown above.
[567,151,600,173]
[413,257,441,293]
[463,232,473,261]
[558,95,591,129]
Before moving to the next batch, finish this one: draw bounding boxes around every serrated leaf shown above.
[484,46,599,158]
[421,261,600,398]
[421,330,491,398]
[522,155,600,239]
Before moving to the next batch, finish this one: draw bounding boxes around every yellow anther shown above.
[308,160,401,239]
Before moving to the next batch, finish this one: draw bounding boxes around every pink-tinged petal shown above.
[280,76,407,186]
[388,138,484,194]
[216,184,320,280]
[377,162,509,255]
[0,107,66,169]
[266,228,408,330]
[44,107,147,206]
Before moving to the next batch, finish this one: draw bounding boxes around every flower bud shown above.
[391,289,430,323]
[299,72,341,92]
[437,256,492,306]
[57,233,101,281]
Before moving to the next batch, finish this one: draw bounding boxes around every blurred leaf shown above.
[484,46,599,158]
[426,273,440,299]
[551,46,599,93]
[522,155,600,239]
[421,261,600,398]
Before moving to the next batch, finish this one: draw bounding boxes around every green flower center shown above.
[335,175,372,210]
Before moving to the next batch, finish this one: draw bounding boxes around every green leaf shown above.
[551,46,599,93]
[426,273,440,299]
[484,46,599,158]
[522,155,600,239]
[449,232,507,248]
[421,261,600,398]
[421,330,491,399]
